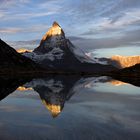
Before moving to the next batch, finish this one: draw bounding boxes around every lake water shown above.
[0,76,140,140]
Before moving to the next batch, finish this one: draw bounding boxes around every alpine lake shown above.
[0,75,140,140]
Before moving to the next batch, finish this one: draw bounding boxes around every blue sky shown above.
[0,0,140,56]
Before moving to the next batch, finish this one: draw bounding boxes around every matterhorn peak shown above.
[52,21,61,27]
[24,22,116,73]
[42,21,65,41]
[42,99,61,118]
[33,21,66,54]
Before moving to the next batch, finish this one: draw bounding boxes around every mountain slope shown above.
[23,22,116,74]
[0,39,38,74]
[97,55,140,69]
[115,64,140,75]
[24,75,80,117]
[110,55,140,68]
[108,64,140,87]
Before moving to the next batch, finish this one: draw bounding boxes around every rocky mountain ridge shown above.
[0,39,38,74]
[23,21,116,74]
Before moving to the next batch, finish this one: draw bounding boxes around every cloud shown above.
[70,28,140,51]
[0,27,22,33]
[1,0,140,49]
[1,12,57,21]
[0,0,15,8]
[0,24,49,34]
[57,0,140,40]
[0,12,5,18]
[111,9,140,28]
[6,26,140,54]
[78,8,140,41]
[0,0,30,9]
[0,0,61,22]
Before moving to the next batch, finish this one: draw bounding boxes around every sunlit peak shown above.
[42,99,61,118]
[110,80,127,86]
[42,21,65,41]
[16,48,32,53]
[17,86,33,91]
[111,55,140,68]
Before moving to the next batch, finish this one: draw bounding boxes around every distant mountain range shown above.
[8,39,40,51]
[110,55,140,68]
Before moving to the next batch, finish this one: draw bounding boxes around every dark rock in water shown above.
[109,64,140,87]
[0,77,31,101]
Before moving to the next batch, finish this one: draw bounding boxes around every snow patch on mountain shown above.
[67,40,95,63]
[93,58,108,65]
[24,78,64,93]
[71,76,109,93]
[85,52,108,65]
[23,47,64,62]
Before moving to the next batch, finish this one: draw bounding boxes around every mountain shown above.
[23,22,116,74]
[110,55,140,68]
[115,64,140,75]
[0,75,110,118]
[0,75,139,118]
[108,64,140,87]
[16,48,32,53]
[0,75,111,118]
[0,39,38,74]
[97,55,140,69]
[23,76,109,118]
[24,75,80,117]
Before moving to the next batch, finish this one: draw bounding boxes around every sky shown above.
[0,0,140,57]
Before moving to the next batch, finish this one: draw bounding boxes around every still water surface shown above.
[0,76,140,140]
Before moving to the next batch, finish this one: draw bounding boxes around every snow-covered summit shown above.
[24,21,94,63]
[34,21,65,54]
[42,21,65,39]
[23,22,116,73]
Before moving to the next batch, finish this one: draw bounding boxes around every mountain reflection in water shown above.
[0,75,139,118]
[24,76,81,117]
[0,75,140,140]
